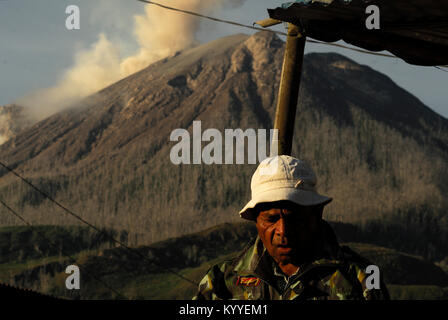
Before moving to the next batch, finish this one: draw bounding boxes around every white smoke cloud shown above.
[0,123,11,145]
[0,105,33,145]
[21,34,122,119]
[0,112,10,145]
[17,0,247,120]
[0,117,12,144]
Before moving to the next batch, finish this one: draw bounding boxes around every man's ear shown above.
[252,212,259,223]
[314,205,324,219]
[249,206,260,222]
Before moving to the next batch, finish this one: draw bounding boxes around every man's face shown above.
[255,201,323,265]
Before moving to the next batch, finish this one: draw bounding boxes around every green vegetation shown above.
[1,223,448,300]
[331,217,448,262]
[388,285,448,300]
[0,225,126,264]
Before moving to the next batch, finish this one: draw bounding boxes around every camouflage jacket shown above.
[193,222,390,300]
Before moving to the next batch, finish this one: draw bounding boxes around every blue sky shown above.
[0,0,446,118]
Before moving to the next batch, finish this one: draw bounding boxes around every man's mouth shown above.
[276,245,293,254]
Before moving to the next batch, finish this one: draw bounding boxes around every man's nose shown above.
[275,217,289,237]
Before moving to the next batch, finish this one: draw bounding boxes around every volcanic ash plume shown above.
[120,0,247,76]
[17,0,247,119]
[19,34,122,119]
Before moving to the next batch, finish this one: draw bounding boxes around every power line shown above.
[305,39,395,58]
[435,66,448,73]
[136,0,447,70]
[0,161,199,288]
[136,0,285,35]
[0,197,127,299]
[135,0,391,57]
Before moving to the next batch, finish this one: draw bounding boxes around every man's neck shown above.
[277,262,300,277]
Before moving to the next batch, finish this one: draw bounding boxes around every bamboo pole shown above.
[273,23,306,156]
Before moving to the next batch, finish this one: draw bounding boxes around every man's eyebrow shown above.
[261,210,280,216]
[260,209,275,214]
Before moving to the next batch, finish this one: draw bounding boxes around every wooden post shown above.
[273,23,306,156]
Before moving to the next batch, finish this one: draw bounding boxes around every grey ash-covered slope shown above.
[0,33,279,169]
[0,32,446,253]
[1,32,446,169]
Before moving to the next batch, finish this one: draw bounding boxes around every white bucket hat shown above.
[239,155,332,220]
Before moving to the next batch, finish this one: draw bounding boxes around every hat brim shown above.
[239,187,332,221]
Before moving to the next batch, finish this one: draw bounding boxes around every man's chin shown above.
[276,246,293,255]
[278,257,292,264]
[274,247,294,262]
[274,246,312,264]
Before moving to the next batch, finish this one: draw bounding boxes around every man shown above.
[194,155,389,300]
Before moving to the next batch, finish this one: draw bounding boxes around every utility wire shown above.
[305,39,395,58]
[435,66,448,73]
[0,198,127,299]
[135,0,393,57]
[136,0,285,35]
[0,161,198,287]
[136,0,447,70]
